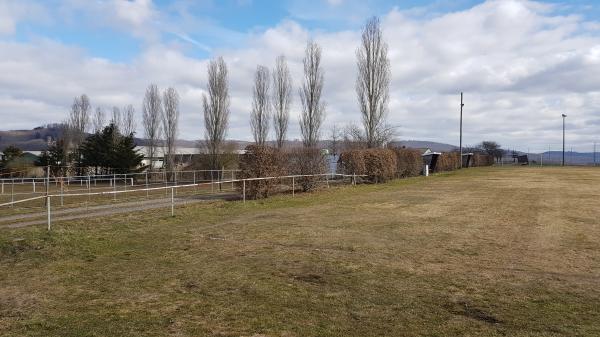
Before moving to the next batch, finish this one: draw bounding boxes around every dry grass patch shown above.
[1,166,600,336]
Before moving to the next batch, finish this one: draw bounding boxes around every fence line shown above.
[1,173,364,231]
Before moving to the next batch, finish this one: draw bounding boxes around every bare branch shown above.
[92,107,105,133]
[121,104,136,136]
[142,84,163,167]
[251,65,270,146]
[68,94,91,148]
[299,40,325,148]
[272,55,292,148]
[162,87,180,172]
[203,56,230,169]
[356,17,391,148]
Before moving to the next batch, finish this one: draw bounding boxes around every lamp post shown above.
[459,92,464,168]
[562,114,567,166]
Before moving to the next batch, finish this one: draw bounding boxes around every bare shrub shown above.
[363,148,397,183]
[238,145,284,199]
[338,148,396,183]
[338,150,367,176]
[393,148,422,177]
[472,153,494,167]
[435,152,461,172]
[286,147,326,192]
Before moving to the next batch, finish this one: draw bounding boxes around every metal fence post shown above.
[171,187,174,217]
[292,176,295,197]
[47,195,51,231]
[243,179,246,203]
[11,182,14,207]
[146,172,149,198]
[113,177,117,201]
[175,171,178,196]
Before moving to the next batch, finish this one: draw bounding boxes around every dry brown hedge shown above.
[238,145,284,199]
[393,148,422,178]
[435,152,461,172]
[339,148,397,183]
[338,150,366,176]
[286,147,326,192]
[472,153,494,166]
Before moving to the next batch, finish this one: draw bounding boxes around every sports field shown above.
[1,166,599,336]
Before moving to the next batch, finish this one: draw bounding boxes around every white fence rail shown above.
[1,173,363,231]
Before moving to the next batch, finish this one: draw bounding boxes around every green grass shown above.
[2,166,600,336]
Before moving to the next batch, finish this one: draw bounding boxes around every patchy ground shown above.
[1,166,599,336]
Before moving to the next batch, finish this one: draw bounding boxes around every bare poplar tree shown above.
[121,104,136,136]
[162,87,180,174]
[68,94,91,148]
[251,65,270,146]
[356,16,391,148]
[111,106,121,130]
[299,40,325,148]
[272,55,292,148]
[142,84,163,169]
[92,107,105,133]
[203,57,230,170]
[330,123,341,156]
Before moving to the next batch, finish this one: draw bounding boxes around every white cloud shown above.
[1,0,600,152]
[0,1,48,35]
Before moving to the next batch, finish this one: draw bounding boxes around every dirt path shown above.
[0,193,238,228]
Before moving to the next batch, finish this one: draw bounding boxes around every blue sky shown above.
[1,0,600,151]
[9,0,560,61]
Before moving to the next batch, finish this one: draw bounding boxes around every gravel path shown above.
[0,193,238,229]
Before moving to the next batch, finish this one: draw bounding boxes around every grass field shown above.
[1,166,600,336]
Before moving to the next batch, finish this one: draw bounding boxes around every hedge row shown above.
[339,148,494,180]
[238,145,326,199]
[434,152,460,172]
[338,148,423,183]
[472,153,494,166]
[240,145,495,198]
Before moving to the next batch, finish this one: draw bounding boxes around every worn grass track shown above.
[1,166,600,336]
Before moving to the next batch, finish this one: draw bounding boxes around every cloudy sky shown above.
[1,0,599,152]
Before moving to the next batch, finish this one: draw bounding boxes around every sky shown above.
[1,0,599,152]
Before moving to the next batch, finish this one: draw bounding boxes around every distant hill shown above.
[0,124,64,151]
[390,140,458,152]
[1,126,462,154]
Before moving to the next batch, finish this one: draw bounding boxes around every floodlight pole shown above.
[459,92,464,168]
[562,114,567,166]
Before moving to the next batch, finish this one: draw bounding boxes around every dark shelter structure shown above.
[422,150,441,173]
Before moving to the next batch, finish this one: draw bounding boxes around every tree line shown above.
[40,16,503,174]
[39,84,180,175]
[203,16,392,168]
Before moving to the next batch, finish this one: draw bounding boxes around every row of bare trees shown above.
[142,84,180,172]
[64,85,180,173]
[201,16,390,169]
[62,17,389,172]
[248,41,325,150]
